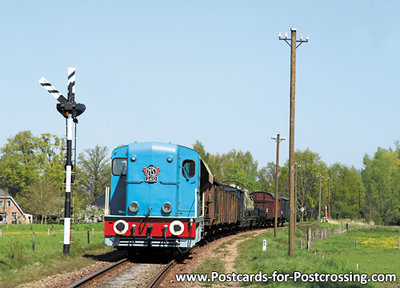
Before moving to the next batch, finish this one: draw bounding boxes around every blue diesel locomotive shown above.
[104,142,213,250]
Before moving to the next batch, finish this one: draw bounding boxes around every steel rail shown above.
[66,258,128,288]
[145,260,176,288]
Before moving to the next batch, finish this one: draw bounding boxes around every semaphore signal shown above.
[39,68,86,254]
[39,77,68,104]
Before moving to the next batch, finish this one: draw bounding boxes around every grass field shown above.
[195,222,400,287]
[0,223,114,287]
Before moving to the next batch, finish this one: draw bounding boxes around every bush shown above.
[7,240,24,262]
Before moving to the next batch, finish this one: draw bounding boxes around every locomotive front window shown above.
[182,160,195,178]
[112,158,127,176]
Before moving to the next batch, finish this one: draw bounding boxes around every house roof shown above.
[0,189,10,197]
[0,190,26,215]
[91,194,105,208]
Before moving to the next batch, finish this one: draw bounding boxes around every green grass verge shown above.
[0,223,114,287]
[194,223,400,287]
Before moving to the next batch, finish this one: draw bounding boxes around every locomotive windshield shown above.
[182,160,195,178]
[112,158,127,176]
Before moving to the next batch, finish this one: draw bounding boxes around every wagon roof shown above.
[251,191,276,198]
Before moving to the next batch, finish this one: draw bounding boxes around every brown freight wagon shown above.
[251,191,284,226]
[203,181,240,235]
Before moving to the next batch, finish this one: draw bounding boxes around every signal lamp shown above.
[129,201,139,213]
[162,202,172,214]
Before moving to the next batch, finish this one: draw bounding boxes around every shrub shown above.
[7,240,24,262]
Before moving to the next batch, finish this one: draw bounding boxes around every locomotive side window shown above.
[112,158,127,176]
[182,160,195,178]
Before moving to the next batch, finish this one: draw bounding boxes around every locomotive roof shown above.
[114,141,197,151]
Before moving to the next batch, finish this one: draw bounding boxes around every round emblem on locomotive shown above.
[142,165,161,183]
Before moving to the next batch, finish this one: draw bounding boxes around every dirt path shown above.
[163,228,268,288]
[223,230,264,274]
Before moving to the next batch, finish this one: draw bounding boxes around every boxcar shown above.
[251,191,284,226]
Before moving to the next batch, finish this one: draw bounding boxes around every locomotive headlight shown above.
[113,220,129,235]
[169,220,184,236]
[162,202,172,214]
[129,201,139,213]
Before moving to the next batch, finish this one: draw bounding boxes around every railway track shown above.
[66,227,277,288]
[66,251,181,288]
[145,249,191,288]
[66,258,129,288]
[64,248,190,288]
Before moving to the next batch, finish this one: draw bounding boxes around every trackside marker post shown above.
[263,240,267,251]
[39,68,86,254]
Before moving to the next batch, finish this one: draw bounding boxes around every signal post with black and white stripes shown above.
[39,68,86,254]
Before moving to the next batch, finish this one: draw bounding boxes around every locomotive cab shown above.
[104,142,205,250]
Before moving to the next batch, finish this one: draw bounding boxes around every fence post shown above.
[0,229,2,237]
[87,230,90,245]
[32,232,35,251]
[92,228,94,236]
[48,228,50,236]
[307,228,311,250]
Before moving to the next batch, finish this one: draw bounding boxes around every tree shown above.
[329,163,363,219]
[19,181,63,224]
[256,162,276,192]
[362,147,400,225]
[76,145,110,205]
[192,141,259,192]
[280,149,328,220]
[0,131,64,198]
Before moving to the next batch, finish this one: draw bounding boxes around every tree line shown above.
[0,131,399,225]
[194,140,400,226]
[0,131,109,223]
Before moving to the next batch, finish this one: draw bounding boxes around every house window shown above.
[0,213,6,223]
[0,201,3,208]
[12,212,17,223]
[7,200,11,208]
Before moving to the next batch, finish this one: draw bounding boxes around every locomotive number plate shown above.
[142,165,161,183]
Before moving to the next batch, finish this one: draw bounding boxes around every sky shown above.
[0,0,399,170]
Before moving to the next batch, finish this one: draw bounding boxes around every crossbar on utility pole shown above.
[271,134,285,238]
[279,28,309,257]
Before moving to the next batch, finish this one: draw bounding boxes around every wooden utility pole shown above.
[318,174,323,224]
[271,134,285,238]
[328,178,331,220]
[288,28,296,256]
[358,187,361,219]
[294,163,301,231]
[279,27,308,257]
